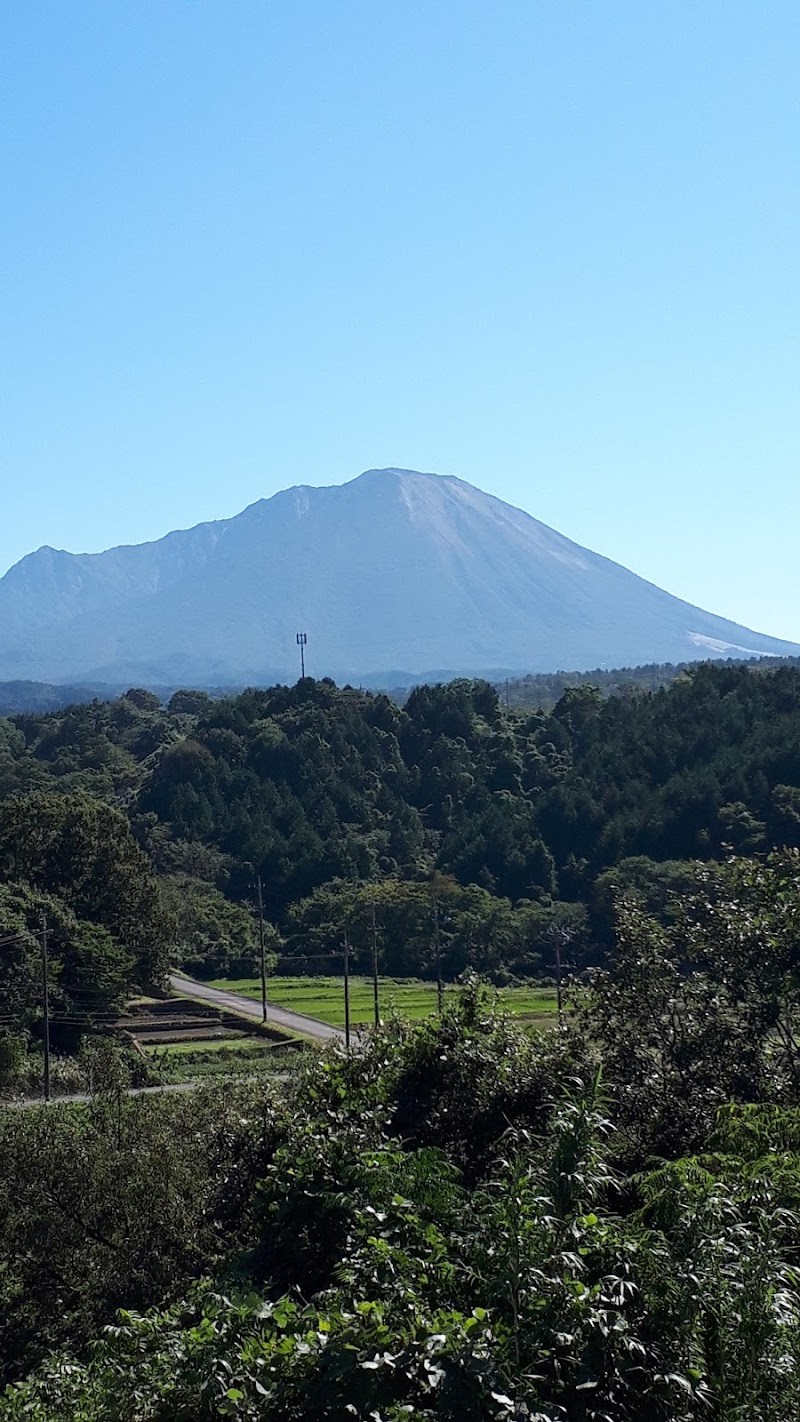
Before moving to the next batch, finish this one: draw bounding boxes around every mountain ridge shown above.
[2,467,798,683]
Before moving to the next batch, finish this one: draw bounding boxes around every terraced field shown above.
[120,998,301,1084]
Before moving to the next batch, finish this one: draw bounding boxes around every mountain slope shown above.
[1,468,797,683]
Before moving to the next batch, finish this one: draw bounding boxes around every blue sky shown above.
[2,1,798,643]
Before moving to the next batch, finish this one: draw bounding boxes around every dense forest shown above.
[1,661,800,998]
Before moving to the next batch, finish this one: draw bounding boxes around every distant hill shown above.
[0,681,126,716]
[495,654,800,713]
[0,681,239,717]
[4,653,800,718]
[1,467,798,684]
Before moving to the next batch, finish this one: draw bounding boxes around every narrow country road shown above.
[169,973,345,1042]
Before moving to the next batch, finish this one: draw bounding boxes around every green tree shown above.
[575,850,800,1160]
[0,1081,282,1383]
[161,874,279,978]
[0,791,171,985]
[0,880,133,1053]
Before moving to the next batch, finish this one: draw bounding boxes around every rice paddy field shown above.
[204,975,559,1028]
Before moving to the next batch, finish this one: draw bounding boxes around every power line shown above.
[257,874,268,1024]
[343,931,351,1051]
[273,953,355,966]
[40,914,51,1103]
[371,902,380,1029]
[433,900,443,1015]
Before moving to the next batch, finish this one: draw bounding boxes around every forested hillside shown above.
[497,653,800,710]
[1,660,800,985]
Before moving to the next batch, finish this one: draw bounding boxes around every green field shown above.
[143,1035,278,1057]
[144,1034,300,1084]
[203,975,559,1028]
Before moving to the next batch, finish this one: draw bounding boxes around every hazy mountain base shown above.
[3,650,800,716]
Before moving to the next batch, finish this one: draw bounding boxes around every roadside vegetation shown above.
[5,847,800,1416]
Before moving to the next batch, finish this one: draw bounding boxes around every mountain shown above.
[1,468,798,684]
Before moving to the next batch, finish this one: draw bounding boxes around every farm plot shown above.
[203,975,559,1028]
[118,998,299,1084]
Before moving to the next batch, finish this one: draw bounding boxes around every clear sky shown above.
[2,1,798,642]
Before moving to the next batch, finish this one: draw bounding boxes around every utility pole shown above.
[433,900,443,1015]
[40,913,51,1103]
[554,931,563,1029]
[371,901,380,1028]
[550,925,572,1031]
[257,874,268,1023]
[343,930,351,1050]
[296,631,308,680]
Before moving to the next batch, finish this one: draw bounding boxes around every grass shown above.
[143,1035,277,1057]
[501,986,560,1019]
[203,975,559,1028]
[144,1034,301,1085]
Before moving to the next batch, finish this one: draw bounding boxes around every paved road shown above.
[170,973,345,1043]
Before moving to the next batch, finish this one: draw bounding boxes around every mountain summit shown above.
[1,468,798,684]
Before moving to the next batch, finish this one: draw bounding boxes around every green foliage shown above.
[0,790,171,985]
[0,880,133,1057]
[574,849,800,1159]
[285,875,563,980]
[3,662,800,990]
[0,1081,283,1382]
[9,1061,800,1419]
[498,660,696,711]
[5,666,800,1414]
[590,855,700,945]
[161,873,279,978]
[383,981,567,1177]
[7,961,800,1417]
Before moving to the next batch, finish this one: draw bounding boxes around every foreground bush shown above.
[5,992,800,1419]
